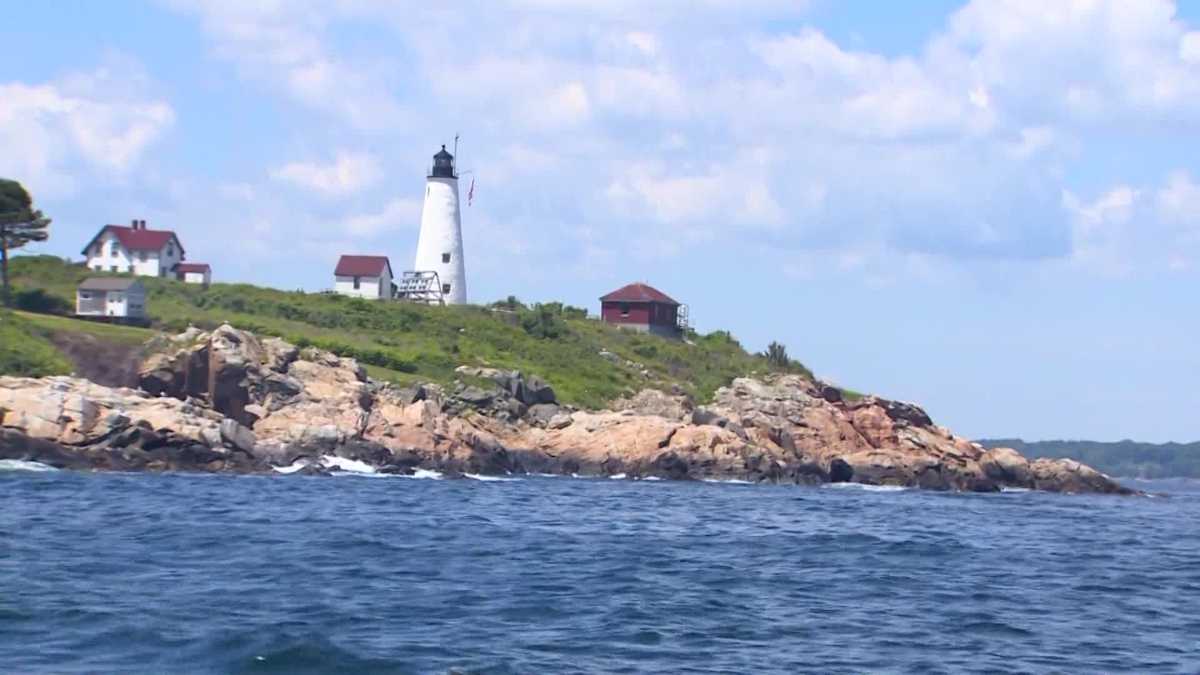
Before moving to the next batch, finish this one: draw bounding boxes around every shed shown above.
[76,277,147,319]
[333,255,394,300]
[176,262,212,286]
[599,282,687,338]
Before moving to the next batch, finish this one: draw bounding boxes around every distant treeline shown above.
[979,439,1200,479]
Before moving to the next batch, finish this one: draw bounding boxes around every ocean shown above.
[2,466,1198,674]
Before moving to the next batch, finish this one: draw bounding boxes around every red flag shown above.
[468,178,475,206]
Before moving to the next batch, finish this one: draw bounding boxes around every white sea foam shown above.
[822,482,909,492]
[609,473,627,480]
[640,476,663,481]
[465,473,520,482]
[0,459,59,472]
[1000,487,1031,493]
[702,478,756,485]
[400,468,444,480]
[272,460,310,474]
[320,456,377,474]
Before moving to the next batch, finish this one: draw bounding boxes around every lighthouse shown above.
[413,145,467,304]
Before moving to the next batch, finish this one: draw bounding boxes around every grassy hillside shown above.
[0,310,73,377]
[980,438,1200,479]
[6,255,817,408]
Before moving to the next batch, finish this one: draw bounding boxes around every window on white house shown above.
[442,253,451,263]
[110,266,118,273]
[353,276,361,289]
[139,251,147,262]
[442,283,451,294]
[167,245,174,256]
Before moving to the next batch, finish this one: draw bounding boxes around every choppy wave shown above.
[0,459,59,472]
[1,471,1196,673]
[464,473,521,482]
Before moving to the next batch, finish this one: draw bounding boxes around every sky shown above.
[3,0,1200,443]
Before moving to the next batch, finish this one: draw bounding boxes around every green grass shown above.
[7,255,822,408]
[13,310,155,345]
[0,310,73,377]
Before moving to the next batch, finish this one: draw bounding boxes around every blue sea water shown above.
[1,469,1198,674]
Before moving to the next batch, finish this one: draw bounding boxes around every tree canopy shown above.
[0,179,52,307]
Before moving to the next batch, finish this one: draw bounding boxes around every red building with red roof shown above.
[600,282,687,338]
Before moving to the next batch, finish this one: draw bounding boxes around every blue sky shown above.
[4,0,1200,443]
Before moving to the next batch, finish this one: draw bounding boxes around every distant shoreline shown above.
[978,439,1200,480]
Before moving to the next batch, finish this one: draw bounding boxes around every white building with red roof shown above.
[82,219,210,282]
[175,263,212,286]
[334,255,394,300]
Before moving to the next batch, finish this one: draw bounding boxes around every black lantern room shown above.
[430,145,456,179]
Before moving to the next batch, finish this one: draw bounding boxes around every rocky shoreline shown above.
[0,324,1132,494]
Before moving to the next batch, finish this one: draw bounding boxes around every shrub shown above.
[520,304,567,339]
[13,287,71,315]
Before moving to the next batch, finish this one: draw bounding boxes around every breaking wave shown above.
[0,459,59,472]
[822,482,910,492]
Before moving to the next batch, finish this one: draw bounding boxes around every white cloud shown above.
[1157,170,1200,224]
[166,0,404,129]
[158,0,1200,280]
[0,68,174,196]
[270,152,382,197]
[606,150,786,230]
[344,198,421,236]
[1065,171,1200,275]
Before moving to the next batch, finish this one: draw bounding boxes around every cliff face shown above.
[0,325,1131,494]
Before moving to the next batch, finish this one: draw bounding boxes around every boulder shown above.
[495,371,557,406]
[614,389,694,421]
[882,400,934,428]
[219,419,256,454]
[527,403,562,427]
[980,447,1031,486]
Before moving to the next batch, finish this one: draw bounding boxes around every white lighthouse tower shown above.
[413,145,467,304]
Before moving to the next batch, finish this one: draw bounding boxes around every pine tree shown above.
[764,341,790,369]
[0,179,51,308]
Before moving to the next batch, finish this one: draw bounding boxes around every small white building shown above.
[333,255,394,300]
[76,277,147,319]
[175,263,212,286]
[81,219,186,278]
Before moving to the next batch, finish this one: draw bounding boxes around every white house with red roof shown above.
[82,219,210,282]
[334,255,394,300]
